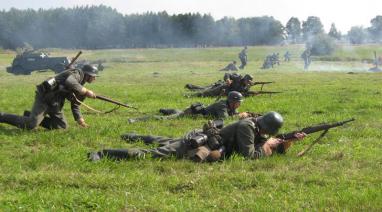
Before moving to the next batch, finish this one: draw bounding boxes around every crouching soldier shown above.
[128,91,248,123]
[88,111,306,162]
[0,65,98,130]
[219,61,239,71]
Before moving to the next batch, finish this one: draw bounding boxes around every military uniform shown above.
[91,117,268,161]
[238,48,248,69]
[185,80,225,91]
[91,129,205,161]
[191,73,250,97]
[284,51,291,62]
[129,99,238,123]
[219,117,266,158]
[219,62,239,71]
[224,73,251,94]
[301,49,311,70]
[0,69,87,130]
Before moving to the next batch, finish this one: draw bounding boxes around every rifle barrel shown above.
[246,91,282,96]
[96,95,138,110]
[276,118,355,140]
[252,81,274,85]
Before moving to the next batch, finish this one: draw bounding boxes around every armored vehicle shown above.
[75,59,105,71]
[6,50,71,75]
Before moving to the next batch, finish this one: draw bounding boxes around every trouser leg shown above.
[185,84,205,90]
[121,133,174,146]
[41,110,68,129]
[149,139,190,158]
[197,86,224,97]
[0,94,47,130]
[91,140,191,160]
[159,108,182,115]
[98,148,146,160]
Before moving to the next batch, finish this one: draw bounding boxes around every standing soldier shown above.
[301,48,311,70]
[238,46,248,69]
[88,112,306,162]
[128,91,247,123]
[0,65,98,130]
[284,51,291,62]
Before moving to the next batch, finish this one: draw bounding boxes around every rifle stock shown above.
[66,51,82,69]
[96,95,138,110]
[276,118,355,141]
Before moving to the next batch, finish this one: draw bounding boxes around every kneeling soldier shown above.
[0,65,98,130]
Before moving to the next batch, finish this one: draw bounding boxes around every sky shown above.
[0,0,380,33]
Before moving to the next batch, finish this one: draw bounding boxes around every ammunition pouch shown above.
[190,102,206,115]
[189,134,208,148]
[184,121,224,150]
[38,78,58,94]
[203,120,223,150]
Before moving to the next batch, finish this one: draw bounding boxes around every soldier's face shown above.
[85,75,96,83]
[230,101,241,109]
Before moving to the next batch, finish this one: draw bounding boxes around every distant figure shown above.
[301,49,311,70]
[271,53,280,66]
[219,61,239,71]
[284,51,291,62]
[238,46,248,69]
[261,55,273,69]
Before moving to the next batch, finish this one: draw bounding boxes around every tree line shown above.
[0,5,381,49]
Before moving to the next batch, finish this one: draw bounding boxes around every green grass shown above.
[0,45,381,211]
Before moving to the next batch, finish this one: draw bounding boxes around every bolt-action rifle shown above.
[244,90,282,97]
[66,51,82,69]
[249,81,274,91]
[96,95,138,110]
[276,118,355,156]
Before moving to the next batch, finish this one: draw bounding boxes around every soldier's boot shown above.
[128,115,152,123]
[87,151,102,161]
[159,108,179,115]
[23,110,52,130]
[185,84,203,90]
[121,133,156,144]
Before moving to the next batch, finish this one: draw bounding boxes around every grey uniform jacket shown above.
[38,69,86,121]
[219,118,266,159]
[203,100,238,119]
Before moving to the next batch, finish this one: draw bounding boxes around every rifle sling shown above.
[297,129,329,157]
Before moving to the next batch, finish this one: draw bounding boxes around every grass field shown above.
[0,45,381,211]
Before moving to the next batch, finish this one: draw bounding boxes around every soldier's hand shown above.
[266,137,283,149]
[294,132,307,140]
[262,137,283,156]
[85,89,96,99]
[239,112,250,119]
[77,118,89,128]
